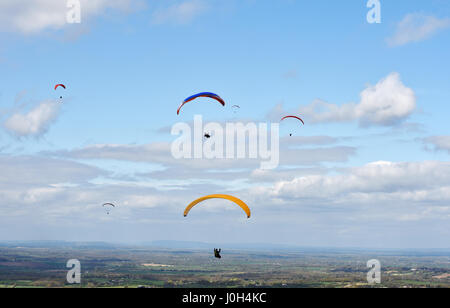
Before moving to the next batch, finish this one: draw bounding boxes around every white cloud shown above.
[0,155,104,186]
[3,100,61,137]
[152,0,208,25]
[0,151,449,247]
[0,0,140,34]
[387,13,450,47]
[46,138,356,175]
[257,161,450,206]
[423,136,450,153]
[293,73,416,126]
[356,73,416,126]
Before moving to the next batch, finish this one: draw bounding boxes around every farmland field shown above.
[0,242,448,288]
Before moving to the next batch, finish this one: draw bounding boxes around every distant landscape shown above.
[0,241,448,288]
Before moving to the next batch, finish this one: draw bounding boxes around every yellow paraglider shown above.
[183,195,251,218]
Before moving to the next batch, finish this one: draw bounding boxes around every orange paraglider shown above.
[183,194,251,218]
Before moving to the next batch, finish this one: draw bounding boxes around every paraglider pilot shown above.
[214,248,221,259]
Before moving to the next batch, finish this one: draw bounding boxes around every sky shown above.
[0,0,449,249]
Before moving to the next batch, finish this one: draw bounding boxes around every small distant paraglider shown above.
[204,133,211,139]
[280,115,305,136]
[281,115,305,125]
[214,248,222,259]
[232,105,240,114]
[177,92,225,115]
[54,84,66,100]
[102,203,115,215]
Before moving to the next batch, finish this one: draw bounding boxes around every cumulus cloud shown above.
[152,0,209,25]
[0,151,449,246]
[45,136,356,174]
[0,155,105,186]
[256,161,450,206]
[387,13,450,47]
[356,73,416,126]
[0,0,141,34]
[0,154,183,216]
[40,133,355,187]
[3,100,61,137]
[281,73,416,127]
[423,136,450,154]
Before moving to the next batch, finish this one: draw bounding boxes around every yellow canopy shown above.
[183,194,251,218]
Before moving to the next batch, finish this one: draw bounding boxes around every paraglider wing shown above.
[281,115,305,125]
[177,92,225,115]
[183,194,251,218]
[54,84,66,90]
[102,203,115,214]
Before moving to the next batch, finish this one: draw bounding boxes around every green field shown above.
[0,244,449,288]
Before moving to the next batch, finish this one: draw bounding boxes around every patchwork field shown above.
[0,243,448,288]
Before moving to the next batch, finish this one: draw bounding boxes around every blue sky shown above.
[0,0,449,248]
